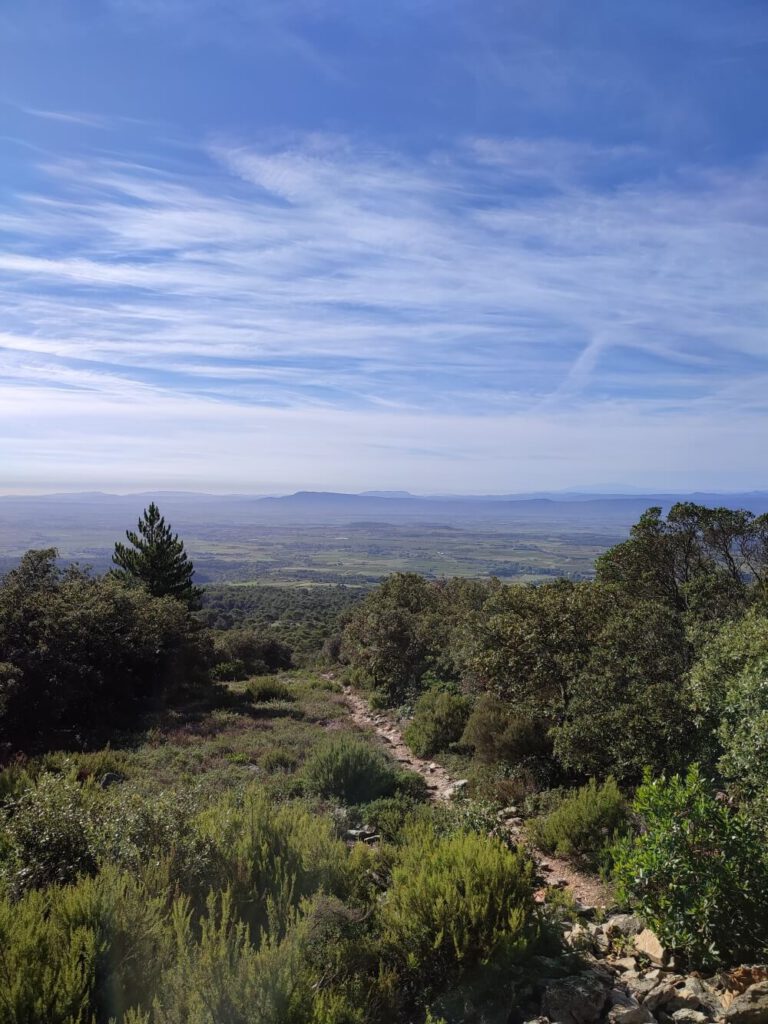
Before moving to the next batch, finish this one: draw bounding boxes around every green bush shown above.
[380,824,537,988]
[262,746,299,773]
[303,736,399,805]
[461,694,550,766]
[0,867,170,1024]
[247,677,295,703]
[527,778,627,869]
[403,688,472,758]
[612,765,768,969]
[0,773,98,895]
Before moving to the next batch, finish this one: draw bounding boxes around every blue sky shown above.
[1,0,767,493]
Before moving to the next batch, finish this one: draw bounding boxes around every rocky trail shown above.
[339,685,768,1024]
[341,684,613,909]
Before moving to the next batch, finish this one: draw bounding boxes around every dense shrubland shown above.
[339,502,768,969]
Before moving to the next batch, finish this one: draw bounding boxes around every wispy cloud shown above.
[18,105,110,129]
[1,134,767,489]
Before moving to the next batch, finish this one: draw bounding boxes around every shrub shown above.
[0,867,170,1024]
[198,787,352,938]
[211,658,247,682]
[380,824,537,988]
[528,778,627,869]
[262,747,299,773]
[247,678,295,703]
[0,773,98,895]
[303,736,398,805]
[612,765,768,969]
[403,688,472,758]
[461,694,550,766]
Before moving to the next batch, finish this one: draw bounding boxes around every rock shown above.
[608,1007,656,1024]
[609,988,640,1008]
[541,971,612,1024]
[343,827,377,841]
[644,980,691,1014]
[447,779,469,799]
[624,975,665,1003]
[99,771,125,788]
[498,805,519,818]
[725,982,768,1024]
[606,915,645,939]
[613,958,640,973]
[564,924,597,952]
[634,929,669,966]
[676,978,723,1018]
[672,1011,710,1024]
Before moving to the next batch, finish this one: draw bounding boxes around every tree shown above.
[113,502,201,609]
[0,549,211,748]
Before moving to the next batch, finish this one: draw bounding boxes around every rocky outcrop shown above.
[725,982,768,1024]
[529,912,767,1024]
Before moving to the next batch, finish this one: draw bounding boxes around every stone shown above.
[725,982,768,1024]
[609,988,639,1008]
[634,929,669,966]
[100,771,124,788]
[608,1007,656,1024]
[447,779,469,799]
[672,1011,710,1024]
[343,826,377,841]
[614,958,640,973]
[564,924,597,952]
[676,978,723,1018]
[624,975,666,1003]
[541,971,611,1024]
[605,915,645,939]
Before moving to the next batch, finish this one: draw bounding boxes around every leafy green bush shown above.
[0,773,98,895]
[461,694,551,765]
[211,658,247,681]
[612,765,768,968]
[303,736,399,805]
[262,746,299,773]
[247,677,295,703]
[403,688,472,758]
[0,867,170,1024]
[528,778,627,868]
[380,824,537,988]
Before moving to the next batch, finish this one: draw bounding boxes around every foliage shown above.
[246,678,295,703]
[0,773,98,895]
[688,609,768,800]
[0,549,210,749]
[403,687,472,758]
[527,778,627,869]
[303,736,399,805]
[551,598,691,781]
[613,765,768,969]
[459,579,612,721]
[380,824,538,989]
[113,501,202,609]
[212,628,293,679]
[461,694,551,766]
[595,502,768,620]
[202,583,365,664]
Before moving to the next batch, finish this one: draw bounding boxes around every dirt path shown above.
[342,685,613,909]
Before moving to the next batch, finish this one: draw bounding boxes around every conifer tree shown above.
[112,502,201,608]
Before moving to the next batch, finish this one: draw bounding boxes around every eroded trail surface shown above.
[342,685,613,909]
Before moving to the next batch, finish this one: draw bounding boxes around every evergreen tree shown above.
[113,502,201,608]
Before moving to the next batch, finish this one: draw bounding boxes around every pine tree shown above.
[112,502,202,609]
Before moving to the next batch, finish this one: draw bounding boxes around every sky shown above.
[1,1,767,494]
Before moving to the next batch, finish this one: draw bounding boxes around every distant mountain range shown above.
[2,488,768,535]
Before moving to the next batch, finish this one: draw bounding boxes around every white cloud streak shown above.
[1,134,767,490]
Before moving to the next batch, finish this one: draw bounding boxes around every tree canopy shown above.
[113,502,201,609]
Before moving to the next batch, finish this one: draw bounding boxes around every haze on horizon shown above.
[1,1,767,495]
